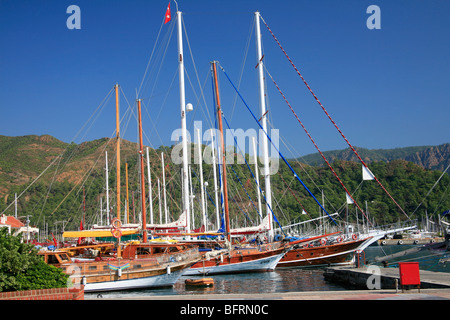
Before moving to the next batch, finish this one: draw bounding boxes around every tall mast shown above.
[115,83,121,222]
[252,136,263,224]
[189,165,195,229]
[146,147,154,225]
[211,61,231,242]
[125,163,129,224]
[105,151,110,224]
[177,10,191,235]
[255,12,273,240]
[210,134,220,230]
[137,99,148,242]
[157,178,162,224]
[161,152,168,224]
[197,128,207,231]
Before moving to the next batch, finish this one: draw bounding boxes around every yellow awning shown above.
[62,229,140,238]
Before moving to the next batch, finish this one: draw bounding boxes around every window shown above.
[47,255,59,265]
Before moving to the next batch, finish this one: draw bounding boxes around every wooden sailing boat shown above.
[52,85,201,292]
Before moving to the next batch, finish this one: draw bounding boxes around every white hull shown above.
[83,268,186,292]
[183,252,285,276]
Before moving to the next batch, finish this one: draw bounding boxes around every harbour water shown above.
[85,244,449,299]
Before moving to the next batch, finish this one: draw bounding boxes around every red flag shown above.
[164,2,171,24]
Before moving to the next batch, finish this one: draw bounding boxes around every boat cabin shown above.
[38,250,72,266]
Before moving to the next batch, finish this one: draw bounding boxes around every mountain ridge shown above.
[298,143,449,171]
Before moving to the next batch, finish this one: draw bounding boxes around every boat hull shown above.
[83,267,186,292]
[184,247,286,276]
[57,245,201,293]
[278,239,367,268]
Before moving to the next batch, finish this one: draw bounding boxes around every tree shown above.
[0,228,69,292]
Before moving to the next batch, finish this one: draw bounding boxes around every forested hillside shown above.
[0,135,448,235]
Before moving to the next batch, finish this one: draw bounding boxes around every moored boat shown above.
[39,241,200,292]
[278,236,370,268]
[185,277,214,287]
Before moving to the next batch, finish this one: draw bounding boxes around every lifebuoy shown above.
[397,240,403,245]
[112,229,122,239]
[413,239,419,244]
[337,236,343,243]
[381,240,387,245]
[352,234,358,240]
[320,239,326,246]
[111,218,122,229]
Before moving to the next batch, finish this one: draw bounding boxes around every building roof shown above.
[0,215,25,228]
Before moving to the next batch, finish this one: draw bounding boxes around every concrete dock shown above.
[86,288,450,300]
[378,238,443,246]
[324,265,450,290]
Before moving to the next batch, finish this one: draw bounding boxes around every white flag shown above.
[362,165,375,180]
[346,192,354,204]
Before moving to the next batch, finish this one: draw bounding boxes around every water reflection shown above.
[85,244,448,299]
[85,268,345,299]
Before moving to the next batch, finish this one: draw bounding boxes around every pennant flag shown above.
[164,2,171,24]
[301,209,307,215]
[362,165,375,180]
[346,192,354,205]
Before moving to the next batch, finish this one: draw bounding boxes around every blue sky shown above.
[0,0,449,158]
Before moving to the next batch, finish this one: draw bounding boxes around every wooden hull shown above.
[184,246,286,276]
[61,247,200,292]
[277,239,367,268]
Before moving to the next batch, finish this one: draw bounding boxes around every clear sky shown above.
[1,0,449,158]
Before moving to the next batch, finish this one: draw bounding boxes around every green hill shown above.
[0,135,448,235]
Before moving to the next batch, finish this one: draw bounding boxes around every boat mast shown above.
[197,128,207,231]
[146,147,154,225]
[137,99,148,242]
[125,163,129,224]
[177,10,191,235]
[157,178,162,224]
[210,134,220,230]
[211,61,231,242]
[252,136,263,224]
[115,83,121,222]
[161,152,168,224]
[255,11,273,240]
[105,151,110,224]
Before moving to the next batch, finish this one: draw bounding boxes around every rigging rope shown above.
[259,14,410,221]
[218,63,337,226]
[412,163,450,216]
[263,66,372,226]
[278,173,316,225]
[221,109,287,235]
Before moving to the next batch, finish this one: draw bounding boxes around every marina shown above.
[0,2,449,305]
[82,245,450,299]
